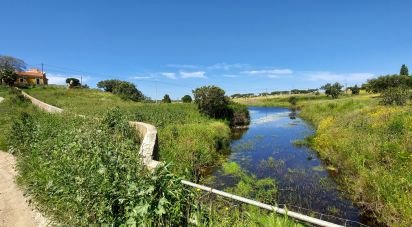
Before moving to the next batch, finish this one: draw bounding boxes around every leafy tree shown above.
[181,95,192,103]
[349,85,360,95]
[381,86,410,106]
[97,79,144,101]
[0,64,18,86]
[364,75,412,93]
[97,79,120,92]
[0,55,26,72]
[321,82,343,99]
[0,56,27,86]
[162,94,172,103]
[66,78,80,88]
[192,85,229,119]
[400,64,409,76]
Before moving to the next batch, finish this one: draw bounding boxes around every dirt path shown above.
[0,151,49,227]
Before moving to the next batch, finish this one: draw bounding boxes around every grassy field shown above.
[236,93,412,226]
[3,86,299,226]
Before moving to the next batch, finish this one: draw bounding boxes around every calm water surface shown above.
[211,107,369,226]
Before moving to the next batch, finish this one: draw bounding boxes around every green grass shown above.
[0,86,38,150]
[4,86,299,226]
[236,93,412,226]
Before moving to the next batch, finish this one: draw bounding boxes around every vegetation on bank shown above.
[235,85,412,225]
[0,86,298,225]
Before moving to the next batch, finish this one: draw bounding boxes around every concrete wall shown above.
[129,121,161,170]
[21,91,63,113]
[21,91,160,169]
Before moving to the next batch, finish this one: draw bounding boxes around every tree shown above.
[349,85,360,95]
[0,55,26,72]
[97,79,145,101]
[162,94,172,103]
[321,82,343,99]
[0,55,27,86]
[364,74,412,93]
[181,95,192,103]
[400,64,409,76]
[192,85,229,118]
[0,64,17,86]
[66,78,80,88]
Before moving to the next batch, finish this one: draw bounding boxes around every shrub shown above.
[162,94,172,103]
[288,96,297,105]
[97,79,144,101]
[321,82,343,99]
[193,85,229,119]
[364,75,412,93]
[380,86,410,106]
[227,102,250,127]
[181,95,192,103]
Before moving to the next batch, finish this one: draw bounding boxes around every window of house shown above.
[36,78,40,85]
[20,78,24,83]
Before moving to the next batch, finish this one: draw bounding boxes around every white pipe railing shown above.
[181,180,343,227]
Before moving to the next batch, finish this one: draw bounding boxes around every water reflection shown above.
[211,107,368,225]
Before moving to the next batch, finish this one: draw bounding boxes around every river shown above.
[211,106,370,226]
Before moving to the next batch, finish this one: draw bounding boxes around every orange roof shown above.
[17,69,45,78]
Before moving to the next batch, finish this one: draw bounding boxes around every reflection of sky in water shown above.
[212,106,364,224]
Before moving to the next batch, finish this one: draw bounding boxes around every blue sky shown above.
[1,0,411,99]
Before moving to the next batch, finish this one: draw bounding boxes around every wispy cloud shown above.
[166,64,198,69]
[305,71,374,83]
[180,71,207,79]
[160,72,177,79]
[132,76,153,80]
[241,69,293,75]
[223,74,239,78]
[207,63,249,71]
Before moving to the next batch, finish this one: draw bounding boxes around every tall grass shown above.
[300,98,412,226]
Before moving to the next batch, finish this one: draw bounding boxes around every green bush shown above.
[380,86,410,106]
[288,96,297,105]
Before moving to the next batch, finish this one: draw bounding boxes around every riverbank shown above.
[235,94,412,226]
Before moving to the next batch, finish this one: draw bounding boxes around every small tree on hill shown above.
[192,85,229,118]
[97,79,145,101]
[181,95,192,103]
[162,94,172,103]
[400,64,409,76]
[350,85,360,95]
[0,64,17,86]
[321,82,343,99]
[66,78,80,88]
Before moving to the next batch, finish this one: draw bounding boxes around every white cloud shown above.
[132,76,153,80]
[161,72,177,79]
[207,63,249,71]
[223,74,239,78]
[305,71,374,83]
[241,69,293,75]
[46,73,85,85]
[180,71,207,79]
[166,64,198,69]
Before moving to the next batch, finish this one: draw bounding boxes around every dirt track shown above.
[0,151,48,227]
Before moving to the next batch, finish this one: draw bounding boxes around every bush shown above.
[181,95,192,103]
[288,96,297,105]
[97,79,145,101]
[66,78,80,88]
[321,82,343,99]
[364,75,412,93]
[380,86,410,106]
[227,102,250,127]
[162,94,172,103]
[193,85,229,119]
